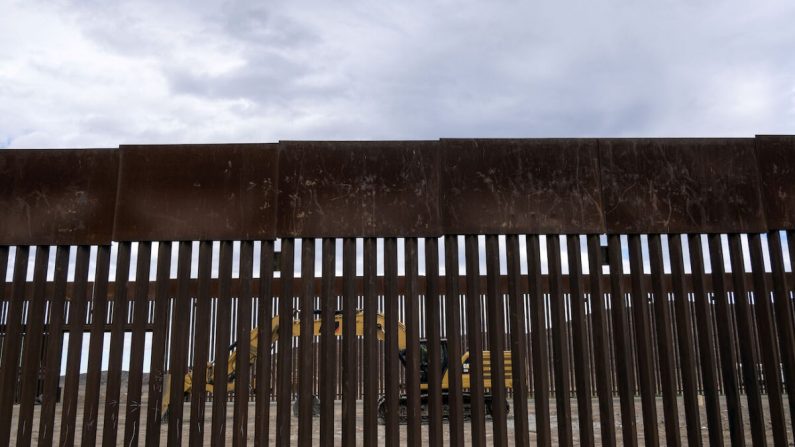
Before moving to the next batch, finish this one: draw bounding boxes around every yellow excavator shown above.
[162,311,512,423]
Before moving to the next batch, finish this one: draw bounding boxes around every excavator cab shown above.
[399,339,449,384]
[390,338,511,423]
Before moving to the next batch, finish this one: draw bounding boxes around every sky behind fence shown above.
[1,1,794,148]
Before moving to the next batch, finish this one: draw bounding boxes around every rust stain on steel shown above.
[755,135,795,230]
[2,137,791,243]
[113,143,278,241]
[277,140,441,237]
[440,138,604,235]
[0,148,118,245]
[599,138,767,234]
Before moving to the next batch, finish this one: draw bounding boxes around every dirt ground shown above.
[8,375,792,445]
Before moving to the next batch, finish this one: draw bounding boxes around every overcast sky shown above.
[2,0,794,149]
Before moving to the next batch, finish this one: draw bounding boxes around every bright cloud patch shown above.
[1,0,794,148]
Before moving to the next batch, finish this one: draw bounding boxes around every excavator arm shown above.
[161,311,406,418]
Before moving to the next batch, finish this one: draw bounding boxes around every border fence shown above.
[1,136,794,445]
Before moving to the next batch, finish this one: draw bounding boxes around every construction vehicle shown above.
[162,311,512,423]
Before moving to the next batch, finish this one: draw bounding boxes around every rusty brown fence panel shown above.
[0,240,791,445]
[2,136,795,445]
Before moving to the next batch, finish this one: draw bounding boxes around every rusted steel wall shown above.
[2,137,794,242]
[0,136,794,446]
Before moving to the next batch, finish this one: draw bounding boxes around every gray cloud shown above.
[1,0,793,148]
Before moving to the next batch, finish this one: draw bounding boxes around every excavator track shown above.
[377,392,509,425]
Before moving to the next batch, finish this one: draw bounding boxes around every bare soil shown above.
[8,374,792,445]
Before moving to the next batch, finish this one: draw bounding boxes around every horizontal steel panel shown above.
[756,135,795,230]
[277,141,441,237]
[2,137,793,243]
[113,143,278,241]
[0,149,118,245]
[441,139,604,234]
[600,138,766,233]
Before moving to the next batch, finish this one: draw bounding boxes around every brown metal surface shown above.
[424,237,444,446]
[253,241,275,447]
[707,234,745,445]
[2,270,785,308]
[145,241,173,447]
[188,241,213,446]
[37,245,69,446]
[167,241,193,446]
[3,136,795,243]
[686,235,724,446]
[769,231,795,427]
[4,136,795,447]
[319,238,337,446]
[546,235,572,446]
[211,240,234,447]
[297,239,315,447]
[748,234,788,445]
[362,238,378,447]
[275,239,295,446]
[277,141,441,237]
[756,135,795,229]
[727,234,766,446]
[566,236,593,446]
[103,241,131,447]
[485,235,508,445]
[403,238,422,447]
[340,238,356,447]
[82,245,111,447]
[383,238,400,446]
[0,247,6,286]
[626,235,658,447]
[600,138,766,234]
[232,241,254,446]
[506,235,530,447]
[441,139,603,235]
[586,235,617,447]
[15,246,49,446]
[0,247,8,383]
[0,149,118,245]
[668,236,703,446]
[59,245,90,447]
[114,144,278,241]
[464,235,486,447]
[787,230,795,416]
[0,246,29,446]
[124,241,152,446]
[607,235,638,446]
[526,235,552,446]
[443,235,465,447]
[233,240,254,447]
[647,235,680,446]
